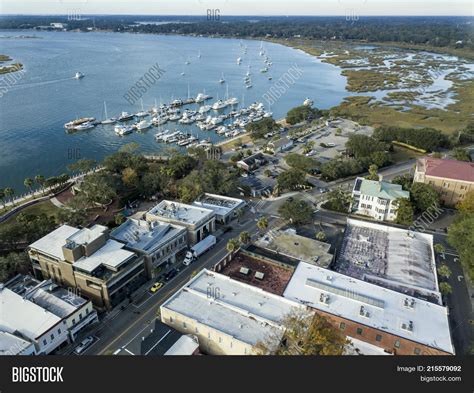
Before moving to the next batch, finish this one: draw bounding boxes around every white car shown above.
[74,336,94,355]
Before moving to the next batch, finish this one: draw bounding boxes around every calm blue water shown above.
[0,31,349,192]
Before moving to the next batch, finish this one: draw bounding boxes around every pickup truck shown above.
[183,235,216,266]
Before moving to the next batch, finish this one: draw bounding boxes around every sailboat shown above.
[218,72,225,84]
[246,65,251,77]
[197,50,201,59]
[101,101,117,124]
[135,98,149,117]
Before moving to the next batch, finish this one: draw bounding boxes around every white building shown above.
[0,285,69,355]
[192,193,246,224]
[160,269,305,355]
[267,136,294,154]
[111,218,188,278]
[0,332,36,355]
[351,177,410,221]
[146,200,215,244]
[284,262,454,355]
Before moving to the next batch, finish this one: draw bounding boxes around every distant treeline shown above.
[0,15,472,52]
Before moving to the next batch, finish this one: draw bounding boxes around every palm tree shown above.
[239,231,251,245]
[0,188,5,209]
[316,231,327,242]
[24,178,33,194]
[437,264,452,279]
[4,187,15,205]
[256,216,269,232]
[439,282,452,297]
[35,175,45,195]
[434,243,446,254]
[226,238,240,253]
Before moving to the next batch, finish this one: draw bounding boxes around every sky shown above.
[0,0,472,16]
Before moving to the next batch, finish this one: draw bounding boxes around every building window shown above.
[394,340,401,348]
[79,313,82,320]
[58,329,62,335]
[208,332,211,339]
[356,328,363,335]
[339,322,346,330]
[72,318,75,324]
[169,316,173,323]
[375,334,382,342]
[219,337,222,343]
[183,322,187,329]
[195,327,198,333]
[414,348,421,355]
[230,341,233,348]
[50,334,55,340]
[43,339,47,346]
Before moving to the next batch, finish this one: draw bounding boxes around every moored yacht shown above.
[118,112,134,122]
[115,124,134,135]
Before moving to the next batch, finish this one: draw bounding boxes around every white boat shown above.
[135,99,149,117]
[216,126,227,135]
[185,58,191,65]
[199,105,212,113]
[135,120,151,131]
[218,73,225,84]
[74,72,84,79]
[246,65,251,76]
[195,92,212,103]
[115,125,134,135]
[118,112,134,122]
[237,57,242,65]
[225,97,239,106]
[197,50,201,59]
[212,100,228,110]
[245,83,252,89]
[101,102,117,124]
[64,117,96,129]
[260,67,268,73]
[169,113,181,121]
[73,121,95,131]
[152,116,168,125]
[303,98,314,106]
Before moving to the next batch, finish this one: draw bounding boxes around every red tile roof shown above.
[419,157,474,183]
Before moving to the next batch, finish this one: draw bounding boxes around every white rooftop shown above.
[73,239,135,273]
[147,200,215,226]
[162,270,304,348]
[111,218,185,254]
[345,337,392,355]
[283,262,454,354]
[336,219,441,304]
[164,335,199,356]
[29,225,80,259]
[192,193,245,218]
[66,224,108,247]
[0,331,34,355]
[0,286,62,341]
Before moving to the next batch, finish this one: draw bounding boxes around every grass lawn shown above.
[0,200,61,229]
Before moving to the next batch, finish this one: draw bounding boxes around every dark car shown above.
[164,268,179,281]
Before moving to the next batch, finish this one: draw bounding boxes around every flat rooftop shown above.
[147,200,215,226]
[111,218,186,254]
[0,331,34,355]
[162,270,303,348]
[256,229,333,268]
[418,157,474,183]
[335,219,441,304]
[6,275,87,318]
[73,239,136,274]
[66,224,108,248]
[284,262,454,354]
[0,286,62,341]
[218,250,294,296]
[29,224,80,259]
[192,193,246,218]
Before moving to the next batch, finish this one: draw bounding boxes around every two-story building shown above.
[111,218,188,279]
[145,201,215,245]
[351,177,410,221]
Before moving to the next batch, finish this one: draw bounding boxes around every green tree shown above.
[115,213,126,226]
[67,158,97,173]
[323,188,352,213]
[392,174,413,191]
[345,134,387,159]
[226,238,240,253]
[395,198,414,225]
[434,243,446,254]
[278,199,313,225]
[23,178,34,194]
[34,175,45,195]
[0,252,31,282]
[239,231,251,245]
[256,311,347,355]
[246,117,278,140]
[448,214,474,281]
[437,264,452,279]
[4,188,14,205]
[439,282,453,296]
[316,231,327,242]
[410,183,440,212]
[452,147,471,162]
[286,106,320,125]
[366,164,379,181]
[277,168,306,191]
[0,189,5,209]
[285,153,319,173]
[256,216,269,232]
[264,169,272,177]
[456,190,474,213]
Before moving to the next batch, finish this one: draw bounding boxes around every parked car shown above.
[150,282,163,293]
[164,268,179,282]
[74,336,94,355]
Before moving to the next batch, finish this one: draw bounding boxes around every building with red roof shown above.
[414,157,474,206]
